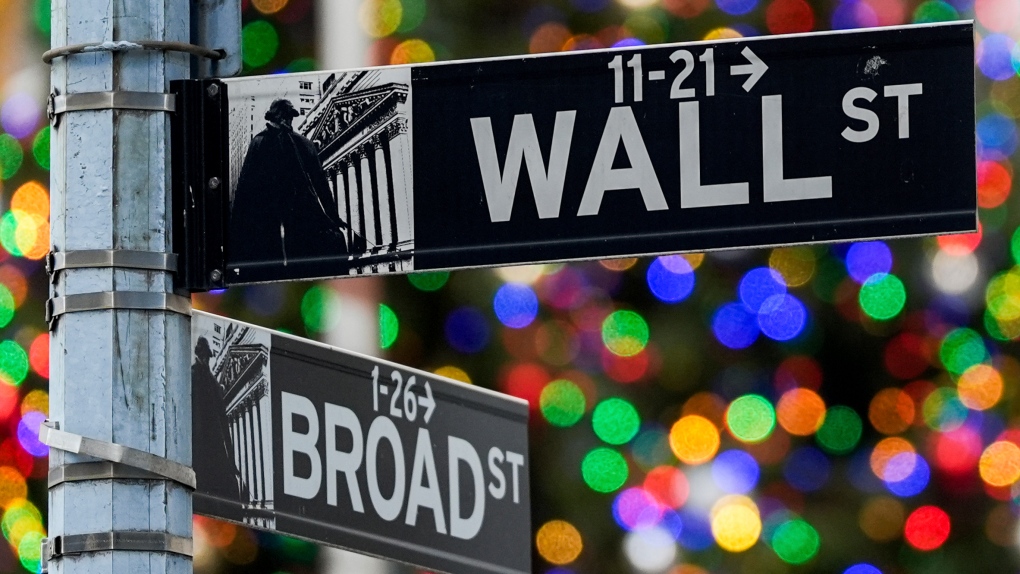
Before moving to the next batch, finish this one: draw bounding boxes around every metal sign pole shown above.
[47,2,193,572]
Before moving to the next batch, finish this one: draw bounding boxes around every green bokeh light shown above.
[286,58,317,73]
[581,447,628,493]
[939,327,988,375]
[300,286,339,333]
[0,134,24,181]
[32,127,49,170]
[379,303,399,349]
[0,212,21,257]
[815,406,862,455]
[1012,228,1020,266]
[859,273,906,320]
[771,519,820,564]
[242,20,280,68]
[602,310,649,357]
[408,271,450,291]
[592,398,640,445]
[0,340,28,386]
[913,0,959,23]
[922,387,968,432]
[726,394,776,443]
[18,530,43,572]
[396,0,427,33]
[0,285,15,329]
[540,379,586,427]
[34,0,50,35]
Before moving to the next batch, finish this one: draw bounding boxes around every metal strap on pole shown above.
[47,249,178,281]
[46,291,192,329]
[48,92,176,120]
[48,461,171,488]
[42,40,224,64]
[41,532,193,572]
[39,421,196,490]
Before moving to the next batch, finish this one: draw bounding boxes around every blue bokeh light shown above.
[979,34,1016,81]
[844,564,882,574]
[977,112,1018,158]
[711,449,760,494]
[884,452,930,497]
[17,411,47,457]
[845,242,892,283]
[717,0,758,15]
[445,307,490,353]
[784,446,831,492]
[647,256,695,303]
[677,509,714,551]
[493,283,539,329]
[613,488,664,531]
[739,267,787,313]
[712,302,760,349]
[757,294,807,342]
[831,0,878,29]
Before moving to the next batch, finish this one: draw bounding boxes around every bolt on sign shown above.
[190,311,530,574]
[172,21,974,291]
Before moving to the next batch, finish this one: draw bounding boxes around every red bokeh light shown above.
[904,505,951,551]
[977,160,1012,208]
[937,223,983,256]
[500,363,548,410]
[643,466,689,509]
[29,334,48,379]
[884,333,930,380]
[766,0,815,34]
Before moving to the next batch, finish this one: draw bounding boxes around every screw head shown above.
[206,83,220,98]
[208,176,221,190]
[210,269,223,283]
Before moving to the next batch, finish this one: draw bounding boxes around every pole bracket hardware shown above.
[41,532,193,571]
[48,91,176,123]
[47,250,178,283]
[46,291,192,329]
[48,461,172,488]
[40,421,196,489]
[43,40,225,65]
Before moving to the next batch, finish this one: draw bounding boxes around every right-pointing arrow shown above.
[730,46,768,92]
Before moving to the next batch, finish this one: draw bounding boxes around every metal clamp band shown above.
[43,40,225,64]
[46,291,192,328]
[40,421,196,489]
[47,250,178,281]
[49,461,170,488]
[48,92,175,120]
[42,532,193,565]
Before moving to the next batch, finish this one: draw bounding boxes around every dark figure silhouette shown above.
[192,337,243,503]
[229,99,348,269]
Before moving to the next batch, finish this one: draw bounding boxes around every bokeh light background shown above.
[3,0,1020,572]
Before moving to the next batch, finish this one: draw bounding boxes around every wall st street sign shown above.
[172,21,975,290]
[190,311,530,574]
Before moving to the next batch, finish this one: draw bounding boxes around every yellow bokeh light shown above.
[536,520,583,565]
[957,364,1004,411]
[769,247,816,287]
[529,22,572,54]
[703,27,743,41]
[11,182,48,220]
[496,265,549,284]
[669,415,720,465]
[616,0,658,8]
[360,0,402,38]
[252,0,289,15]
[979,440,1020,487]
[390,38,436,65]
[20,389,47,416]
[868,388,915,435]
[14,212,49,260]
[710,495,761,552]
[0,467,27,509]
[776,388,826,436]
[6,514,43,548]
[435,365,471,384]
[682,253,706,270]
[599,258,639,271]
[870,437,916,480]
[859,496,905,542]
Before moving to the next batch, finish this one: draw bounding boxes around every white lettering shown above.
[470,112,576,222]
[578,106,668,216]
[884,83,922,139]
[449,436,485,540]
[366,416,406,521]
[505,451,525,504]
[763,95,832,202]
[324,403,364,512]
[405,428,447,534]
[282,392,322,500]
[487,447,506,500]
[679,100,749,208]
[841,87,879,143]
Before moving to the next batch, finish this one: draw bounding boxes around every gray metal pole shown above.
[48,1,191,573]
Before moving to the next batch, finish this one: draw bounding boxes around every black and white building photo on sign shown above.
[226,67,415,282]
[192,312,275,529]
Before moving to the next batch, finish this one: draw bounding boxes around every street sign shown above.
[172,21,975,291]
[190,311,531,574]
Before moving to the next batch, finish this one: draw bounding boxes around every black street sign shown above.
[190,311,531,574]
[172,22,975,290]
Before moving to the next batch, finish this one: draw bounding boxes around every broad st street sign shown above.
[190,311,530,574]
[172,22,975,291]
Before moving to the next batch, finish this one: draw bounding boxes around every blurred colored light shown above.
[18,530,43,572]
[32,127,49,170]
[390,39,435,65]
[646,256,695,303]
[883,333,928,380]
[766,0,815,34]
[703,27,744,40]
[934,426,982,475]
[379,303,399,349]
[859,496,904,542]
[408,271,449,291]
[445,307,490,353]
[536,520,583,565]
[769,247,815,287]
[503,363,546,409]
[774,355,822,391]
[977,160,1011,208]
[710,495,761,552]
[1,94,41,140]
[938,225,982,255]
[868,388,915,434]
[360,0,402,37]
[602,310,649,357]
[397,0,427,32]
[0,284,14,330]
[716,0,757,15]
[631,426,673,471]
[0,467,27,508]
[870,437,915,480]
[16,412,46,457]
[979,441,1020,487]
[939,328,988,375]
[592,398,640,445]
[434,365,471,384]
[0,341,28,386]
[844,565,883,574]
[669,415,720,465]
[957,364,1003,410]
[623,526,677,572]
[725,394,775,443]
[904,506,950,551]
[977,112,1017,156]
[783,446,830,492]
[540,379,586,427]
[739,267,787,313]
[757,294,806,341]
[678,508,714,550]
[664,0,711,18]
[494,283,539,329]
[300,285,339,333]
[252,0,288,14]
[530,22,572,54]
[978,34,1016,81]
[913,0,958,22]
[623,13,667,45]
[816,405,862,455]
[20,390,47,417]
[931,251,978,295]
[712,302,760,349]
[884,452,929,497]
[241,21,280,68]
[921,387,967,432]
[613,487,664,530]
[976,0,1019,31]
[859,273,905,320]
[644,466,689,509]
[771,519,819,564]
[776,388,826,436]
[582,447,628,493]
[845,242,892,283]
[0,134,23,180]
[711,450,759,494]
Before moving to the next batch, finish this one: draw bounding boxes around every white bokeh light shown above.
[931,251,979,294]
[624,526,678,572]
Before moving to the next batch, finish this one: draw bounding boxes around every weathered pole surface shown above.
[49,1,192,573]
